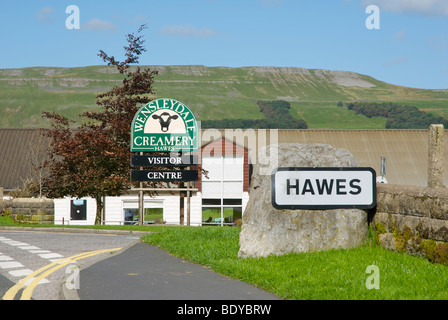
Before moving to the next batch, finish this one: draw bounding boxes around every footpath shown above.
[66,241,280,300]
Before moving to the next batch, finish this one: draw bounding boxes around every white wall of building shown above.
[54,197,97,225]
[54,193,205,226]
[53,140,248,227]
[54,190,246,226]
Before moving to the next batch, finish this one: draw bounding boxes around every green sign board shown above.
[131,98,198,152]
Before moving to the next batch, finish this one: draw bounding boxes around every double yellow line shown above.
[2,247,121,300]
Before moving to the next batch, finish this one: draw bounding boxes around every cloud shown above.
[82,18,117,32]
[385,57,409,66]
[394,30,407,40]
[361,0,448,16]
[131,15,148,24]
[112,13,149,26]
[38,7,55,23]
[260,0,284,7]
[160,25,216,37]
[427,34,448,51]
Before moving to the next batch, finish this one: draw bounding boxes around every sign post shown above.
[187,167,191,226]
[139,152,144,225]
[271,167,376,210]
[130,98,199,226]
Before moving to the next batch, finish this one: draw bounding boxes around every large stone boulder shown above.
[238,143,368,258]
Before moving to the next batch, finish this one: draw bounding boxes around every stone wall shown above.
[373,183,448,265]
[2,198,54,224]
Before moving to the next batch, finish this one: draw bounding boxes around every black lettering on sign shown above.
[301,179,315,195]
[285,178,363,196]
[316,179,334,195]
[336,179,347,195]
[286,179,299,195]
[349,179,362,195]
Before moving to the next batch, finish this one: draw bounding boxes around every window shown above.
[202,155,243,198]
[124,208,138,225]
[144,207,163,223]
[201,199,242,226]
[123,200,164,225]
[201,155,243,226]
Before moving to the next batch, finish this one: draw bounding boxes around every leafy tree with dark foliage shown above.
[42,25,158,224]
[346,101,448,129]
[202,100,308,129]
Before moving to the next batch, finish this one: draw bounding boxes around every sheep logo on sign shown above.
[131,98,198,152]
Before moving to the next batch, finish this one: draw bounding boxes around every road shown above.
[0,229,141,300]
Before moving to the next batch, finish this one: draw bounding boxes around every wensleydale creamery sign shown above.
[131,98,198,152]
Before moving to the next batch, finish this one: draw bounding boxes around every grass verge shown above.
[2,216,448,299]
[141,226,448,300]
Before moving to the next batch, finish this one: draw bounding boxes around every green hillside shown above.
[0,65,447,129]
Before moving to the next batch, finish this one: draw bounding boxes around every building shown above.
[0,129,48,193]
[54,135,250,226]
[1,128,447,226]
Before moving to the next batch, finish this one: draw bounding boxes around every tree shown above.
[346,101,448,129]
[24,129,50,198]
[42,25,158,224]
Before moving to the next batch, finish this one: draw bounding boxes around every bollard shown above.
[428,124,444,188]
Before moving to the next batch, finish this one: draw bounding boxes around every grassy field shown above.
[1,65,447,129]
[1,215,448,299]
[290,101,387,129]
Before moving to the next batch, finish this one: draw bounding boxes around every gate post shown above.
[428,124,444,188]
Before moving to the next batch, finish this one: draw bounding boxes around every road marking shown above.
[0,235,69,291]
[29,250,50,254]
[18,246,40,250]
[2,247,121,300]
[0,255,14,261]
[5,241,29,246]
[9,269,33,277]
[0,261,24,269]
[38,253,63,259]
